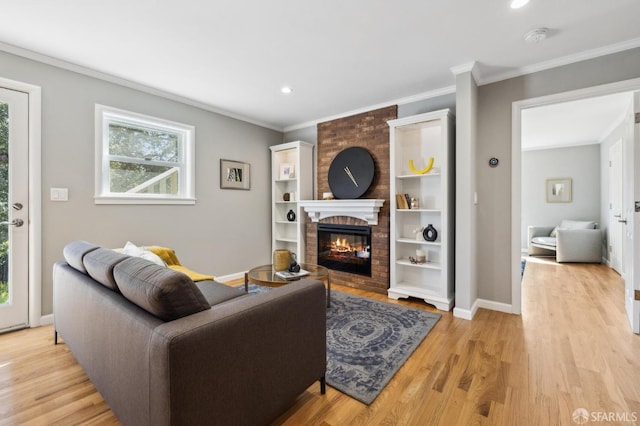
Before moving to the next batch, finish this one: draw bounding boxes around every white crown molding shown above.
[0,41,283,132]
[479,36,640,86]
[450,61,480,84]
[283,85,456,132]
[4,36,640,135]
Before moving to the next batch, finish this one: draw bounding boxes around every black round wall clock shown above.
[327,147,375,199]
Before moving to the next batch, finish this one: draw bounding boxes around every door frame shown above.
[609,139,624,274]
[511,76,640,316]
[0,76,42,328]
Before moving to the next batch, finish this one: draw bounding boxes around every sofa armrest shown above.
[527,226,555,256]
[148,280,327,426]
[556,229,602,263]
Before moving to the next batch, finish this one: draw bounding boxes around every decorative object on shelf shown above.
[408,157,434,175]
[323,192,335,200]
[409,256,424,264]
[288,252,301,272]
[220,159,251,190]
[283,192,290,201]
[416,249,427,263]
[423,224,438,242]
[273,249,290,271]
[290,192,297,201]
[546,177,572,203]
[279,163,294,180]
[413,226,424,241]
[286,209,296,222]
[328,146,375,199]
[489,157,499,168]
[410,197,419,209]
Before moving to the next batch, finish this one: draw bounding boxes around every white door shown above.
[624,92,640,333]
[0,87,29,332]
[609,139,624,274]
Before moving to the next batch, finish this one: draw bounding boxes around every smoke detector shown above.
[524,28,549,43]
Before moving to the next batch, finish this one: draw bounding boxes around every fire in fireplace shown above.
[317,224,371,276]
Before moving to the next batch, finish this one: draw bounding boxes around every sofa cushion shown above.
[531,236,557,248]
[559,219,596,230]
[195,280,246,306]
[63,240,101,274]
[83,248,130,292]
[113,257,210,321]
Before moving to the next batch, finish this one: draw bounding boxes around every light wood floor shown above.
[1,258,639,425]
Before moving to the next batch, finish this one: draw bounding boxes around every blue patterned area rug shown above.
[243,284,441,405]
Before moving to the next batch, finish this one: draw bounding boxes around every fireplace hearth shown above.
[318,224,371,277]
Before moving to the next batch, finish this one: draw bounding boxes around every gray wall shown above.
[0,50,283,315]
[521,145,601,250]
[477,47,640,304]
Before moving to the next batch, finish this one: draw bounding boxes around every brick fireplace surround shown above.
[305,105,397,294]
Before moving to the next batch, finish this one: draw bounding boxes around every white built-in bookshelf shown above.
[388,109,455,311]
[270,141,314,263]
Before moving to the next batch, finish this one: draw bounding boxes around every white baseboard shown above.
[38,314,54,326]
[453,305,475,320]
[477,299,513,314]
[215,271,246,283]
[453,298,513,320]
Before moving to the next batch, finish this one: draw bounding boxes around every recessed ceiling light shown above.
[510,0,530,8]
[524,27,548,43]
[280,86,292,94]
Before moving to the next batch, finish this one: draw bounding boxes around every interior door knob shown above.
[12,203,23,210]
[0,219,24,227]
[618,219,628,224]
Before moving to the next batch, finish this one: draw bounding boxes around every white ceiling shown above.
[1,0,640,131]
[521,92,633,151]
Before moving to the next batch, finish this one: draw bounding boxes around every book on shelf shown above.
[275,269,310,280]
[404,194,411,208]
[396,193,409,209]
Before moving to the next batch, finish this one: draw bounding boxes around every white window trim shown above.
[94,104,196,205]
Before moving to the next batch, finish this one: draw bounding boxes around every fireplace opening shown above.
[318,224,371,277]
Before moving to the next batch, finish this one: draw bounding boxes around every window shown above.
[95,105,195,204]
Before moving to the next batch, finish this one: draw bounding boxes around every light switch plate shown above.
[50,187,69,201]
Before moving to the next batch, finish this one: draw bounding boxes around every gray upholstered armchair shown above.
[528,220,602,263]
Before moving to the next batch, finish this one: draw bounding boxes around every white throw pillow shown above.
[122,241,167,267]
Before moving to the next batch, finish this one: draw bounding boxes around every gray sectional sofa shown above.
[53,241,326,426]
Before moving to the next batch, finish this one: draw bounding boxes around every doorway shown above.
[512,78,640,333]
[0,87,29,332]
[0,77,41,332]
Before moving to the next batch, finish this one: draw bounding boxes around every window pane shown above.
[109,161,178,194]
[109,123,179,162]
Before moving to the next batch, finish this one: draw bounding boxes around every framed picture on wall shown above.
[220,159,251,190]
[546,177,572,203]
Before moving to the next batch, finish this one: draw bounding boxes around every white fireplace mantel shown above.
[298,199,385,225]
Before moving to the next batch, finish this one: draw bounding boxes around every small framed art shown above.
[220,159,251,190]
[279,163,295,180]
[546,177,572,203]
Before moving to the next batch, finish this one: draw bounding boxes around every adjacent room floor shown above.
[1,259,638,425]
